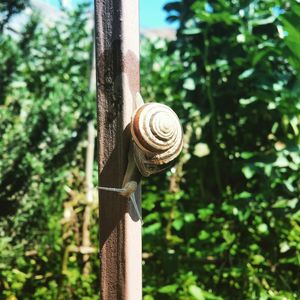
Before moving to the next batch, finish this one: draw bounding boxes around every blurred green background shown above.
[1,0,300,299]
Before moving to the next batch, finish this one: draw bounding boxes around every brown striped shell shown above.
[131,103,183,177]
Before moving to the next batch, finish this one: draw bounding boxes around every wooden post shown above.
[94,0,142,299]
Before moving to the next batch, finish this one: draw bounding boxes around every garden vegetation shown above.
[0,0,299,299]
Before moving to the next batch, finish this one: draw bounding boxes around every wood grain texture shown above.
[94,0,141,299]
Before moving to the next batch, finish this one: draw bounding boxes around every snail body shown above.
[130,102,183,177]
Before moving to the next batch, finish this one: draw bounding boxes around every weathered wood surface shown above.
[94,0,142,299]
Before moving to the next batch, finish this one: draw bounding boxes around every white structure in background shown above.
[141,28,176,41]
[6,0,93,37]
[6,0,65,36]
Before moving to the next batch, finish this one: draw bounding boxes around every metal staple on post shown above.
[94,0,142,299]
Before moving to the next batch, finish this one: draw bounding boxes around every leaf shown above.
[143,223,161,235]
[173,219,183,231]
[257,224,268,234]
[252,254,265,265]
[242,166,255,179]
[163,2,181,13]
[184,213,196,223]
[274,155,289,167]
[194,143,210,157]
[280,16,300,68]
[240,152,255,159]
[239,97,257,106]
[279,242,290,253]
[189,285,205,300]
[198,230,210,240]
[183,78,196,90]
[183,28,201,35]
[238,68,254,80]
[158,284,178,294]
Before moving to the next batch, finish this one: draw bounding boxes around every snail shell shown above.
[131,102,183,177]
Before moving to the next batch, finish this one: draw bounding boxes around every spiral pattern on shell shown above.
[131,103,183,176]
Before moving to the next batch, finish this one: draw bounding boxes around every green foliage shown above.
[0,4,98,299]
[1,0,300,299]
[141,1,300,299]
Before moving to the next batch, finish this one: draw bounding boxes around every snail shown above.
[120,94,183,222]
[130,97,183,177]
